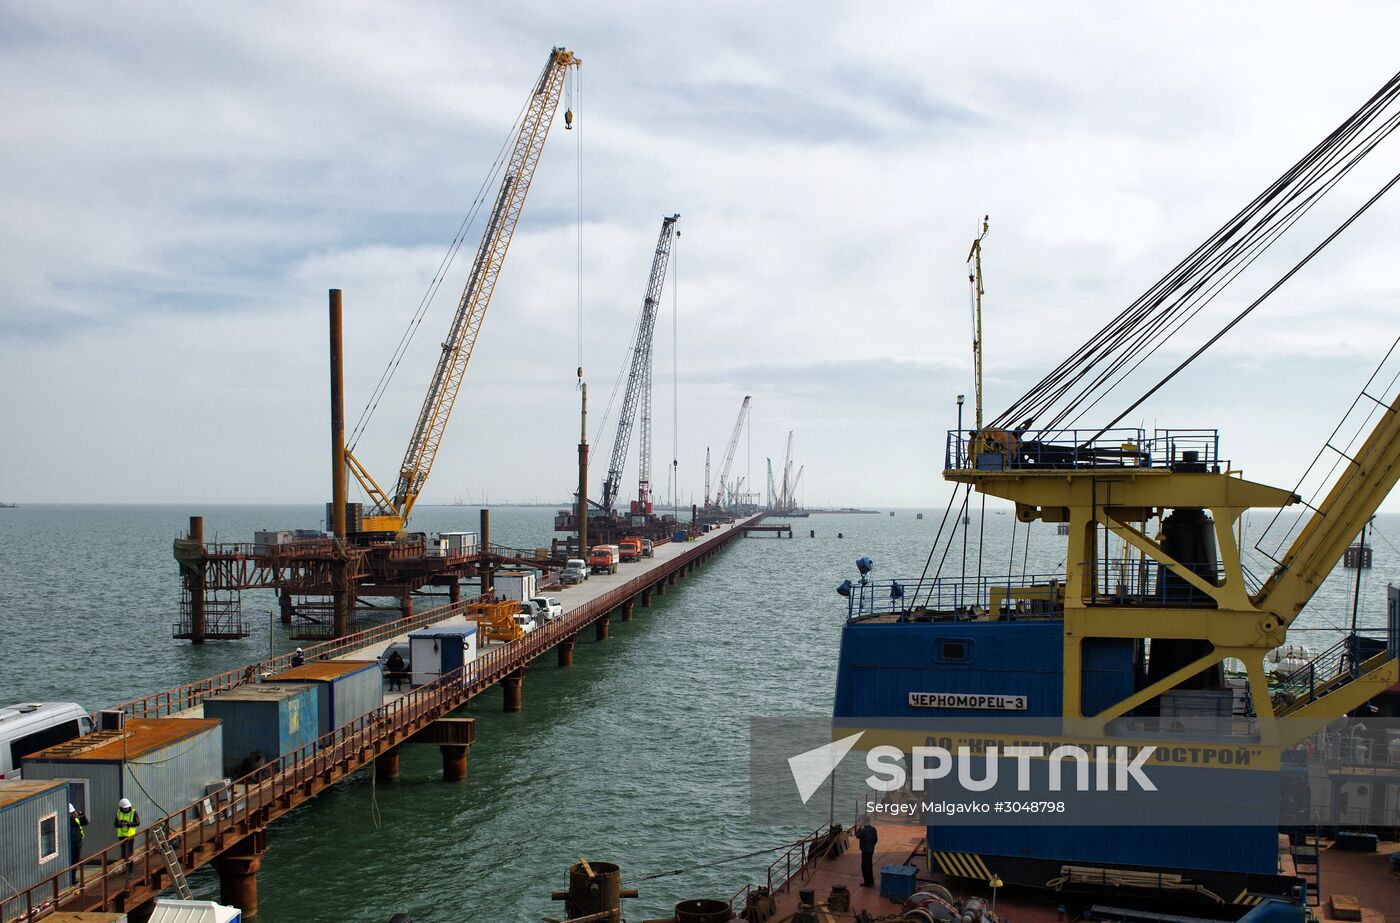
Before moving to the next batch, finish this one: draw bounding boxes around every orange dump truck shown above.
[619,537,643,563]
[589,544,620,575]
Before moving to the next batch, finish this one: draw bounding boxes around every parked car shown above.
[0,703,93,780]
[561,558,588,585]
[516,600,544,632]
[641,539,654,558]
[530,596,563,621]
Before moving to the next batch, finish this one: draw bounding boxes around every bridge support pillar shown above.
[595,615,610,641]
[400,592,414,619]
[278,592,294,625]
[440,744,469,782]
[655,580,666,596]
[557,635,576,667]
[503,668,524,712]
[668,573,677,587]
[375,745,400,781]
[621,600,635,622]
[641,589,652,607]
[449,580,462,604]
[214,832,266,918]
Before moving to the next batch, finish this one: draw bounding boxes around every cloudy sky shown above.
[2,1,1398,510]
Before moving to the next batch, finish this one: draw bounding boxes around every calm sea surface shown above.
[1,504,1394,921]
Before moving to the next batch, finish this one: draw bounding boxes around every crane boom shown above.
[1255,393,1400,623]
[600,214,680,512]
[715,396,751,509]
[348,47,580,532]
[703,447,711,506]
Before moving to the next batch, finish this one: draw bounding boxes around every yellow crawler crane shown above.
[346,48,581,534]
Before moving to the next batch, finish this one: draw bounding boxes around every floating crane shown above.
[346,47,581,534]
[714,396,751,509]
[597,215,680,514]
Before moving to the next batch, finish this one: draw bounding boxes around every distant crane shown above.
[715,396,751,509]
[598,215,680,513]
[344,47,581,533]
[703,447,711,507]
[966,215,989,433]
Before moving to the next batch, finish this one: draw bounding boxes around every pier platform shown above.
[6,517,754,922]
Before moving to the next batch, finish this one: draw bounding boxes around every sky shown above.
[2,1,1399,511]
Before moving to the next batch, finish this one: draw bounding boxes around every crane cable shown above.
[991,70,1400,435]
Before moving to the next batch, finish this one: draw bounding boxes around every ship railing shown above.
[1082,558,1231,608]
[944,427,1224,473]
[1273,631,1391,709]
[728,824,836,914]
[845,574,1064,621]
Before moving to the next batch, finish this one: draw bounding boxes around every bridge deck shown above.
[6,518,753,922]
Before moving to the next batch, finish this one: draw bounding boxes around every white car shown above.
[530,596,564,621]
[513,612,539,634]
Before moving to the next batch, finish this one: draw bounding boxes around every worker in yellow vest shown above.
[114,798,140,866]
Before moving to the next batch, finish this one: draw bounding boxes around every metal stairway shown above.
[152,825,192,899]
[1272,632,1397,718]
[1288,816,1322,907]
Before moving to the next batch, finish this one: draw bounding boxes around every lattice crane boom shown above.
[715,396,751,509]
[600,214,680,512]
[347,47,580,532]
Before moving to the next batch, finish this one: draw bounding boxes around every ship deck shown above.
[764,823,1399,922]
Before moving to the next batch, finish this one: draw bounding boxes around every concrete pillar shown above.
[621,600,635,622]
[642,589,652,607]
[440,744,469,782]
[375,745,400,781]
[655,580,666,596]
[503,668,524,712]
[668,573,677,587]
[213,834,265,918]
[595,615,610,641]
[557,634,576,667]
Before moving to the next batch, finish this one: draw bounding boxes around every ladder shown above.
[152,825,192,899]
[1288,815,1322,907]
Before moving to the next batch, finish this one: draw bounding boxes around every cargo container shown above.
[270,661,383,738]
[252,530,293,552]
[22,718,223,856]
[203,684,320,775]
[439,531,479,555]
[424,537,450,558]
[408,625,479,687]
[0,779,72,914]
[493,570,538,602]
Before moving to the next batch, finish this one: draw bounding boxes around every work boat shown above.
[822,424,1400,920]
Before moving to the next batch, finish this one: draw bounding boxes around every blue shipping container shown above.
[204,684,320,774]
[272,660,383,737]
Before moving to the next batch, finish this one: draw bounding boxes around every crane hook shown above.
[564,108,574,130]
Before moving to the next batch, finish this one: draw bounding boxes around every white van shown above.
[0,703,94,780]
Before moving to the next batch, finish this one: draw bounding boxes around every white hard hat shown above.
[118,798,132,810]
[68,803,76,813]
[295,647,303,653]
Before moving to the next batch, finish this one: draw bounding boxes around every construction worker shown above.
[115,798,140,865]
[67,803,87,883]
[291,647,306,667]
[856,819,878,887]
